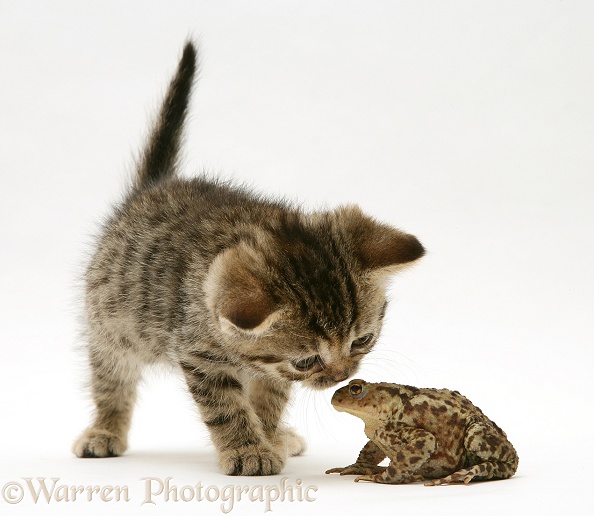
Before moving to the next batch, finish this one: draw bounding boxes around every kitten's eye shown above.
[351,333,374,349]
[293,355,320,372]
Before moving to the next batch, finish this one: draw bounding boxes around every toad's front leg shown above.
[180,360,284,475]
[326,440,387,476]
[355,426,436,484]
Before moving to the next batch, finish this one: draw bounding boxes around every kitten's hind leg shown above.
[73,338,141,458]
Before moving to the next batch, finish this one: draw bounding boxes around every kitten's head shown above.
[204,205,424,390]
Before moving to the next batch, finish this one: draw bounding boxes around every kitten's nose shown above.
[332,370,350,382]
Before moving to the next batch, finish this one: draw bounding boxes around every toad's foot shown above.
[326,463,386,476]
[425,459,517,486]
[425,467,476,486]
[355,473,424,484]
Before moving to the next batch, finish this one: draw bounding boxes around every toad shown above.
[326,379,518,485]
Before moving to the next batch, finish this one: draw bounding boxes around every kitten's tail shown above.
[134,41,197,191]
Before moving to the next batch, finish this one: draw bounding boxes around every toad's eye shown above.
[293,355,320,372]
[351,333,374,349]
[349,383,363,396]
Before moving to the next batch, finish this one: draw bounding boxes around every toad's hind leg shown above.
[425,422,519,486]
[424,461,511,486]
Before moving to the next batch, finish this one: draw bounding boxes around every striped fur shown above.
[73,41,424,475]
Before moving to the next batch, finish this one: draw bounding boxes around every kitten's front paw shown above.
[220,444,285,476]
[274,426,307,457]
[72,428,127,458]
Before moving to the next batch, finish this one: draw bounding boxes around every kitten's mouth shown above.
[308,376,342,390]
[291,356,358,390]
[306,369,354,390]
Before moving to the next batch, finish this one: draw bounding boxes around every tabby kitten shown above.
[73,41,424,475]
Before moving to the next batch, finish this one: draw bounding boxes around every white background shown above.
[1,1,593,514]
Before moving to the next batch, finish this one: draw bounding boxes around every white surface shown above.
[1,1,593,514]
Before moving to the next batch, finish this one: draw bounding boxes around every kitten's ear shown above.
[335,205,425,273]
[204,245,280,335]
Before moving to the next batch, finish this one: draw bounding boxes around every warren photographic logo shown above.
[1,477,318,513]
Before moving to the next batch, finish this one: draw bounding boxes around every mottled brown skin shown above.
[326,380,518,485]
